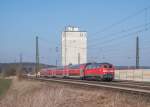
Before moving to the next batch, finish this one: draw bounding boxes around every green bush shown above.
[0,79,12,96]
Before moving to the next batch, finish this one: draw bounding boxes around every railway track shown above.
[114,80,150,86]
[27,76,150,95]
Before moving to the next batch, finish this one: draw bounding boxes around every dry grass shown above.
[0,77,150,107]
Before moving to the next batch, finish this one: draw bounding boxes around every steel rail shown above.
[27,77,150,95]
[37,77,150,89]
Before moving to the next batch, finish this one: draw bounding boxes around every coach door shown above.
[85,64,92,77]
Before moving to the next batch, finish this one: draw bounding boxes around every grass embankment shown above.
[0,79,12,96]
[0,78,150,107]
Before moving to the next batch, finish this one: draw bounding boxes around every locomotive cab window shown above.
[108,65,112,68]
[104,65,107,68]
[103,64,112,68]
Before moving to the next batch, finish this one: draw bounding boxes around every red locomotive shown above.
[39,62,115,81]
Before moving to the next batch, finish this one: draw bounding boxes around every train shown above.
[39,62,115,81]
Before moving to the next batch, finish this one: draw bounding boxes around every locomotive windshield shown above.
[102,64,113,68]
[86,63,102,69]
[87,63,113,69]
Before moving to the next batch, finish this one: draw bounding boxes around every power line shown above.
[35,36,39,78]
[38,24,150,52]
[38,18,150,52]
[88,23,150,47]
[136,36,139,69]
[39,36,86,50]
[88,23,150,46]
[88,26,150,49]
[89,6,150,41]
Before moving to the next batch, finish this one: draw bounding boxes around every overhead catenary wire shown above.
[88,6,150,41]
[38,26,150,65]
[38,6,150,52]
[88,23,150,48]
[39,23,150,51]
[89,26,150,49]
[88,23,150,46]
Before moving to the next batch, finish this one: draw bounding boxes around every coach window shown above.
[91,65,94,69]
[92,64,95,69]
[98,64,101,68]
[92,64,96,69]
[88,65,91,69]
[94,65,97,68]
[96,64,99,68]
[85,65,89,70]
[87,65,91,69]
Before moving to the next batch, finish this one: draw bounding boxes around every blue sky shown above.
[0,0,150,66]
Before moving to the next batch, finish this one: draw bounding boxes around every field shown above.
[0,77,150,107]
[0,78,12,97]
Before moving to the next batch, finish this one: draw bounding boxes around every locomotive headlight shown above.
[103,70,107,72]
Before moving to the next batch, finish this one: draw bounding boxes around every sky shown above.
[0,0,150,66]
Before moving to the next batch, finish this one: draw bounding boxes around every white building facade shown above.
[62,26,87,66]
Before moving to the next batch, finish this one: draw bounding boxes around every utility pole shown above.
[55,47,58,77]
[20,53,22,64]
[78,53,80,64]
[35,36,39,77]
[19,53,23,71]
[56,47,58,67]
[17,53,23,79]
[136,36,139,69]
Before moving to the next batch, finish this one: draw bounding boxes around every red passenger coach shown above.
[39,62,115,81]
[66,64,86,78]
[40,68,49,77]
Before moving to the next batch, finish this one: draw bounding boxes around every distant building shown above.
[61,26,87,65]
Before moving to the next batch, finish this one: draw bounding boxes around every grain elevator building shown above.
[61,26,87,65]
